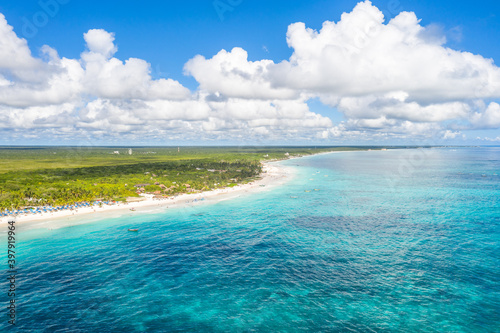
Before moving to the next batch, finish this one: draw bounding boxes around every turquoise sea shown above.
[1,148,499,332]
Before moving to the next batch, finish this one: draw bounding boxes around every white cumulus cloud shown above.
[470,102,500,129]
[1,1,499,144]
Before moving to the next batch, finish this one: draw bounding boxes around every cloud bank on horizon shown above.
[1,0,499,144]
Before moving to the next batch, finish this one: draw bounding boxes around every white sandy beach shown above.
[0,161,295,228]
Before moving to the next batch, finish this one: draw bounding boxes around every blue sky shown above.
[2,0,498,87]
[0,0,499,145]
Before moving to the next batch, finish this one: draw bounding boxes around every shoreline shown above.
[0,160,295,228]
[0,149,377,230]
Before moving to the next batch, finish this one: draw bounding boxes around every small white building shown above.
[128,149,133,155]
[113,151,120,155]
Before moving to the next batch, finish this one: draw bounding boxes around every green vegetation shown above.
[0,146,384,211]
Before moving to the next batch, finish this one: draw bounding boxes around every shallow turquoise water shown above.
[1,148,499,332]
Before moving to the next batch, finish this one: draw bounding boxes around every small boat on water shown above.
[128,228,139,232]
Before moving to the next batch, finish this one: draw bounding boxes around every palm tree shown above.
[24,187,35,200]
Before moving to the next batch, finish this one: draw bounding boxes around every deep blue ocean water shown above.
[1,148,499,332]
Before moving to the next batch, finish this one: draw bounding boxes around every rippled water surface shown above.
[1,148,499,332]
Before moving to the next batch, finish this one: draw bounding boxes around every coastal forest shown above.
[0,146,377,211]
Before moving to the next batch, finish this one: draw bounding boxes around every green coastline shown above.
[0,146,399,211]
